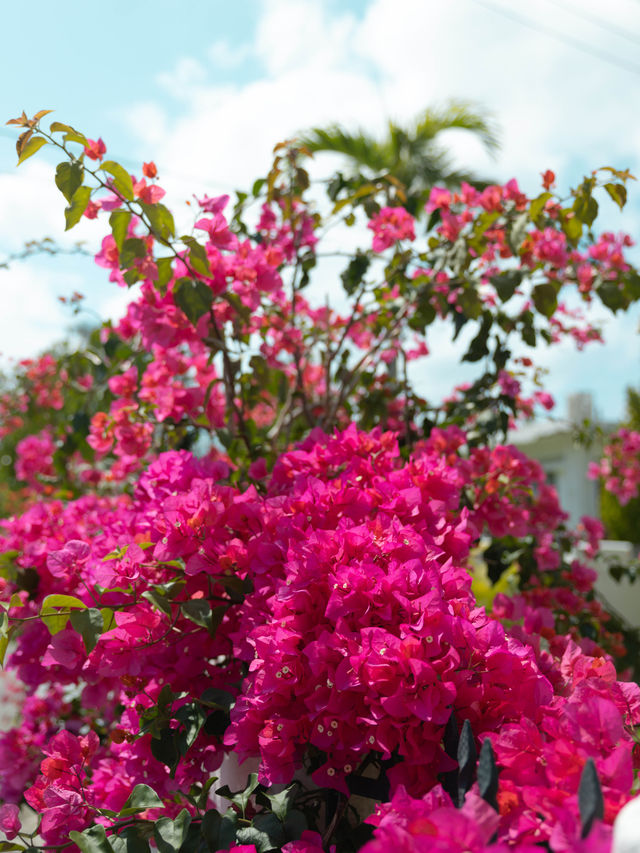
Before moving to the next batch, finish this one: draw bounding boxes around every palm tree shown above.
[301,100,499,216]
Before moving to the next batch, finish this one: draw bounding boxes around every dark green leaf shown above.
[263,784,297,822]
[462,313,492,362]
[142,588,173,616]
[100,160,134,201]
[64,186,92,231]
[110,826,151,853]
[199,688,235,711]
[110,210,132,251]
[175,702,207,749]
[578,758,604,839]
[283,809,307,841]
[153,809,192,853]
[490,270,522,303]
[180,598,213,629]
[202,808,238,851]
[119,783,164,816]
[477,738,499,811]
[173,278,213,326]
[69,607,105,653]
[69,826,115,853]
[532,283,558,318]
[150,728,180,774]
[237,813,285,852]
[216,772,260,814]
[55,161,84,203]
[340,251,370,296]
[457,719,476,807]
[597,281,627,313]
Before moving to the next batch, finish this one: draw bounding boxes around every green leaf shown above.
[490,270,522,303]
[0,843,26,851]
[182,236,211,277]
[173,278,213,325]
[477,738,499,811]
[340,251,370,295]
[604,182,627,210]
[70,607,106,653]
[263,784,297,822]
[110,210,132,251]
[573,194,598,227]
[180,598,214,631]
[252,177,265,197]
[142,588,173,616]
[462,313,492,363]
[215,772,260,815]
[109,827,151,853]
[597,281,626,313]
[55,161,84,203]
[64,185,92,231]
[236,814,285,853]
[16,135,48,165]
[0,612,10,666]
[69,825,115,853]
[150,728,181,773]
[119,783,164,816]
[50,122,88,145]
[140,202,175,243]
[202,808,238,851]
[199,688,235,711]
[119,237,147,269]
[528,191,552,223]
[532,283,558,318]
[562,213,583,242]
[100,160,134,201]
[41,594,87,610]
[156,257,174,292]
[578,757,604,839]
[102,607,115,632]
[40,594,87,635]
[153,809,191,853]
[175,702,207,749]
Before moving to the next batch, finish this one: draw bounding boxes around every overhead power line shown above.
[470,0,640,77]
[544,0,640,49]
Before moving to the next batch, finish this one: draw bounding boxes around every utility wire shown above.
[544,0,640,49]
[469,0,640,77]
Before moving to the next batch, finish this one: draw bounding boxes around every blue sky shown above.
[1,0,639,421]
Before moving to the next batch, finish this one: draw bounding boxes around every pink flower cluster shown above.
[589,428,640,505]
[0,425,636,848]
[368,206,416,252]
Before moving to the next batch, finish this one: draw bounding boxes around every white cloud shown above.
[0,263,73,361]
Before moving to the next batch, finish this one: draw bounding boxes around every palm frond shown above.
[412,100,500,157]
[300,126,390,173]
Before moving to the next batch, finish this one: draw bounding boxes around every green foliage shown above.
[601,387,640,544]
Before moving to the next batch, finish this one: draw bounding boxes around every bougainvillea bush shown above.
[0,110,639,852]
